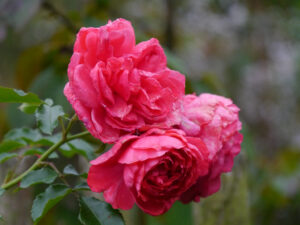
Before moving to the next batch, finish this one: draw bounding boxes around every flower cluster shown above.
[64,18,242,216]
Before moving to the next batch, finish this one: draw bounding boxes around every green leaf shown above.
[31,184,71,224]
[60,139,95,160]
[49,152,59,159]
[63,164,79,176]
[4,128,42,144]
[78,196,125,225]
[80,173,88,179]
[34,133,62,146]
[3,128,61,147]
[73,182,90,191]
[0,188,4,197]
[44,99,53,106]
[0,86,42,104]
[35,99,65,135]
[23,148,44,156]
[20,167,58,188]
[0,153,18,163]
[23,149,58,158]
[146,201,192,225]
[19,102,40,114]
[0,140,24,153]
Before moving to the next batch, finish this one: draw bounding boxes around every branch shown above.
[1,115,90,190]
[66,131,90,142]
[1,138,64,190]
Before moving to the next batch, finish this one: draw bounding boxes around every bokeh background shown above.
[1,0,300,224]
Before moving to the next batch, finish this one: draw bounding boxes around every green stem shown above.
[40,161,70,187]
[1,139,63,189]
[64,114,77,138]
[59,116,66,134]
[66,131,90,141]
[1,130,90,190]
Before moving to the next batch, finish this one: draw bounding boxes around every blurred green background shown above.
[1,0,300,224]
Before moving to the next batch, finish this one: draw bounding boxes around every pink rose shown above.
[64,18,185,143]
[87,128,209,215]
[177,94,243,203]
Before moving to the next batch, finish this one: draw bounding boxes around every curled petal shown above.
[134,38,167,72]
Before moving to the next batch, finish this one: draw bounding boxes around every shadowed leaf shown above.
[0,140,24,153]
[78,196,124,225]
[20,167,58,188]
[63,164,79,176]
[0,153,18,163]
[35,99,65,135]
[31,184,71,224]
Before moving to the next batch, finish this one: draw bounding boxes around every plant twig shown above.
[39,161,70,187]
[59,116,66,134]
[66,131,90,142]
[63,114,77,139]
[1,115,89,190]
[1,139,64,189]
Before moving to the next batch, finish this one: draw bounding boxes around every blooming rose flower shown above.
[87,128,209,215]
[64,18,185,143]
[177,94,243,203]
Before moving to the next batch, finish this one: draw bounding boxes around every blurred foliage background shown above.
[1,0,300,224]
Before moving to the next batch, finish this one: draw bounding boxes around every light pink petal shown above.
[90,134,137,165]
[134,38,167,72]
[90,108,121,143]
[115,70,131,101]
[118,135,185,164]
[103,178,135,210]
[68,52,82,78]
[74,27,99,53]
[71,65,99,108]
[180,116,201,136]
[154,69,185,100]
[106,96,132,119]
[93,63,115,105]
[64,83,95,132]
[105,18,135,57]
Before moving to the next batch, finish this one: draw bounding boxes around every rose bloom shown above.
[177,94,243,203]
[87,128,209,215]
[64,18,185,143]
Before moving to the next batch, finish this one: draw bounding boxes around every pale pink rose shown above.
[87,128,209,215]
[64,19,185,143]
[177,94,243,203]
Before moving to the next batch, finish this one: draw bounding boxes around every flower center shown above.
[140,150,190,198]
